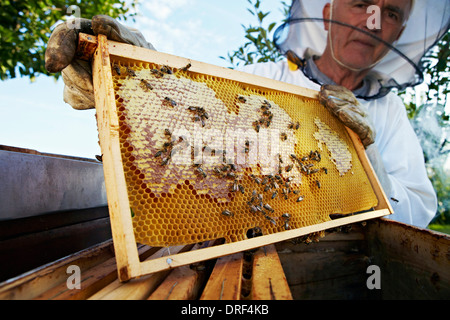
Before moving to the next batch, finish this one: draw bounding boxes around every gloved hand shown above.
[319,84,375,148]
[319,84,392,196]
[45,15,155,110]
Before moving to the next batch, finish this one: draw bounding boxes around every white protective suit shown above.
[240,60,437,228]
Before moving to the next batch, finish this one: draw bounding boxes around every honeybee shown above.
[161,157,169,166]
[112,63,121,75]
[238,96,247,103]
[195,166,206,178]
[139,79,153,91]
[315,180,321,188]
[164,97,177,107]
[181,62,192,71]
[222,209,234,217]
[288,121,300,130]
[262,100,271,109]
[231,181,239,192]
[160,65,173,74]
[151,68,164,78]
[154,150,163,158]
[253,121,260,133]
[126,66,136,77]
[282,213,291,219]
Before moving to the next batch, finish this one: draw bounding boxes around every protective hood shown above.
[274,0,450,99]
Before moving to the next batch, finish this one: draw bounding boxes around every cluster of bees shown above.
[120,63,331,237]
[113,62,192,108]
[252,100,274,133]
[187,106,209,127]
[112,63,136,77]
[153,129,188,166]
[289,151,327,189]
[282,213,291,230]
[218,140,329,235]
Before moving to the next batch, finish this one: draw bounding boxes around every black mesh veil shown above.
[273,0,450,100]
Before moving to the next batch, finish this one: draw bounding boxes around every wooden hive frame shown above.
[83,33,393,282]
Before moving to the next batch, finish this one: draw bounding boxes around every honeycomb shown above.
[109,60,378,247]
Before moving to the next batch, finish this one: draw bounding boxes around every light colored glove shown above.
[319,84,392,196]
[45,15,156,110]
[319,84,375,148]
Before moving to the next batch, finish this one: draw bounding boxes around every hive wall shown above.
[110,60,378,247]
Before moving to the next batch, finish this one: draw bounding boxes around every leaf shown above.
[268,22,277,32]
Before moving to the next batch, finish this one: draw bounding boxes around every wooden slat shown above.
[92,34,141,282]
[345,128,393,212]
[251,245,293,300]
[105,38,318,100]
[146,265,200,300]
[33,245,157,300]
[200,252,244,300]
[76,33,98,61]
[147,242,214,300]
[137,209,389,276]
[88,245,189,300]
[0,240,114,300]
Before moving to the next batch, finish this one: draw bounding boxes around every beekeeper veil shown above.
[274,0,450,99]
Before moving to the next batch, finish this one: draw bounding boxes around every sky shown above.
[0,0,286,159]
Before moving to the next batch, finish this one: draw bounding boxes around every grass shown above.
[428,224,450,235]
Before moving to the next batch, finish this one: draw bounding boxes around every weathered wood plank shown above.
[0,240,114,300]
[251,245,292,300]
[365,219,450,299]
[88,245,189,300]
[147,265,200,300]
[76,33,98,61]
[33,245,157,300]
[92,34,141,281]
[147,242,214,300]
[200,252,244,300]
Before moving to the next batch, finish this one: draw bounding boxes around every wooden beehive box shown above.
[82,34,392,282]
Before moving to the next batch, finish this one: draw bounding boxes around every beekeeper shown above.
[241,0,448,228]
[45,0,449,228]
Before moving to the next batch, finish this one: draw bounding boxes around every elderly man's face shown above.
[323,0,412,70]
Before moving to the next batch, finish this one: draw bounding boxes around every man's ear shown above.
[323,3,331,31]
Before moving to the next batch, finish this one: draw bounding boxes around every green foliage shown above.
[402,31,450,121]
[0,0,137,81]
[400,31,450,225]
[219,0,289,68]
